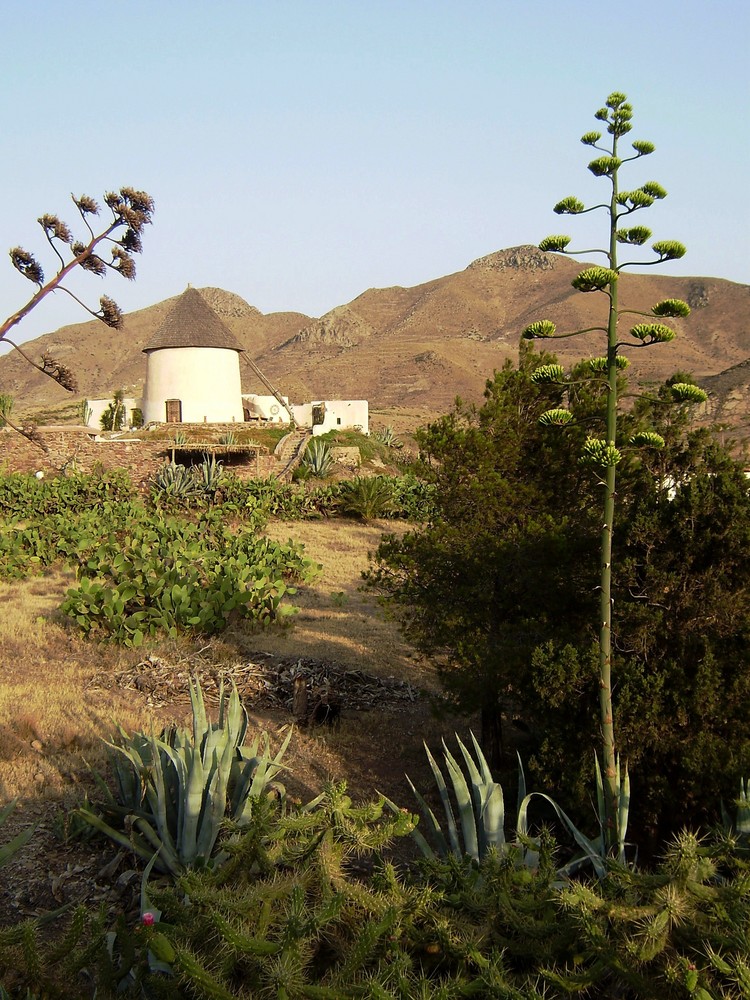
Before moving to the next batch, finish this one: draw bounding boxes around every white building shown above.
[83,288,369,436]
[242,393,291,423]
[292,399,369,436]
[140,287,245,424]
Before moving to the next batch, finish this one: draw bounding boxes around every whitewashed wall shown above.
[241,394,291,423]
[141,347,244,424]
[292,400,369,436]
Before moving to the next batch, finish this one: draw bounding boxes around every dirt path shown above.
[253,518,439,687]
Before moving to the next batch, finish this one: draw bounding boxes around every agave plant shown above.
[300,438,334,478]
[198,453,224,494]
[0,799,35,868]
[722,778,750,845]
[152,460,200,498]
[218,429,238,446]
[78,679,292,875]
[374,425,403,449]
[520,753,631,879]
[405,733,537,865]
[407,734,629,879]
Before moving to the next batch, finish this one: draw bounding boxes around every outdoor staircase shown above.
[275,428,312,481]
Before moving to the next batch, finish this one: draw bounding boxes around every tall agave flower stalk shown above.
[523,92,706,852]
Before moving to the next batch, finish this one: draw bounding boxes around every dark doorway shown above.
[165,399,182,423]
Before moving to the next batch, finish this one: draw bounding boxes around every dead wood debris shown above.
[93,652,420,715]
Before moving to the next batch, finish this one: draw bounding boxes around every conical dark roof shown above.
[143,287,245,353]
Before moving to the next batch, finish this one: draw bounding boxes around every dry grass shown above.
[248,518,436,686]
[0,518,433,806]
[0,570,156,804]
[0,517,472,928]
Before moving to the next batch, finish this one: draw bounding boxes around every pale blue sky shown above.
[1,0,748,348]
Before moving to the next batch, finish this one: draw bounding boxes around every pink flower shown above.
[142,912,155,926]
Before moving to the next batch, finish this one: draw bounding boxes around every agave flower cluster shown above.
[2,187,154,407]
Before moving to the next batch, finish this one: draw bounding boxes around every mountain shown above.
[1,247,748,435]
[0,288,310,414]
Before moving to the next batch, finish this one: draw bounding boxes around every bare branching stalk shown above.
[1,188,154,407]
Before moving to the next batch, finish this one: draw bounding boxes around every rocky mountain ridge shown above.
[1,249,748,438]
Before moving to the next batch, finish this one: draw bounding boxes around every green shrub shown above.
[110,786,750,1000]
[544,832,750,998]
[0,393,13,428]
[337,475,397,520]
[61,510,319,645]
[0,504,140,581]
[184,473,432,523]
[316,427,379,460]
[219,475,335,521]
[0,906,117,998]
[389,472,437,521]
[0,469,135,522]
[130,784,429,998]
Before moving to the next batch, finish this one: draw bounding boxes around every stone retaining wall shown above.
[0,428,279,484]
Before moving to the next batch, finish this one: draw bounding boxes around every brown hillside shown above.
[0,288,310,413]
[1,250,748,431]
[262,246,749,416]
[700,359,750,445]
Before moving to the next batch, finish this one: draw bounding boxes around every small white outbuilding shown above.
[292,399,369,436]
[140,288,245,425]
[241,393,291,424]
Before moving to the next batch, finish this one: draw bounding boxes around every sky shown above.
[1,0,748,349]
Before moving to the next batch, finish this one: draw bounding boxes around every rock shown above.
[467,245,555,273]
[331,446,361,468]
[687,282,710,309]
